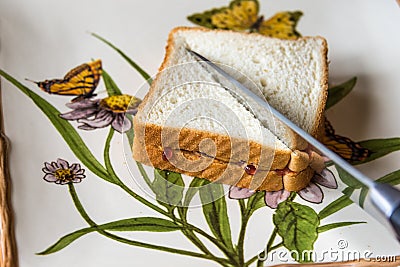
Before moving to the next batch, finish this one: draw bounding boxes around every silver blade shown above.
[188,49,374,187]
[187,49,400,237]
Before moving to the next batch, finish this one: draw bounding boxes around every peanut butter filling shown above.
[154,144,324,192]
[158,146,320,176]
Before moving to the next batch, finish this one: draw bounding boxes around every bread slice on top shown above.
[133,27,328,191]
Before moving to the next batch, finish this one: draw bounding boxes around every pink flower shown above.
[42,158,86,185]
[297,168,337,204]
[229,168,337,208]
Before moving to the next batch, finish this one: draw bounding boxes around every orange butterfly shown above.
[322,119,370,164]
[27,59,102,101]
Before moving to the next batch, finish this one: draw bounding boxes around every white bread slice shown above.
[133,27,328,191]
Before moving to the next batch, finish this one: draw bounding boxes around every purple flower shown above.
[297,168,337,204]
[264,190,291,209]
[42,158,86,185]
[229,167,337,208]
[229,187,256,199]
[60,94,141,133]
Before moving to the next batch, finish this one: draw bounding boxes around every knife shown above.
[187,49,400,240]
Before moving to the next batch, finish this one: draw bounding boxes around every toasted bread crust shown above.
[132,27,328,192]
[133,119,313,191]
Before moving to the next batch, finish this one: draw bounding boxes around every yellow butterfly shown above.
[322,119,370,164]
[28,59,102,101]
[187,0,302,40]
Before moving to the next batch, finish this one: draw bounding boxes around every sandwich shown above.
[132,27,328,192]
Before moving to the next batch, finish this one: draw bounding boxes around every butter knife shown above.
[188,49,400,240]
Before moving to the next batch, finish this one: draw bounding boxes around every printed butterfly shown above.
[28,59,102,101]
[322,119,370,164]
[187,0,302,40]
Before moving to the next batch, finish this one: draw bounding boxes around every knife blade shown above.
[187,48,400,240]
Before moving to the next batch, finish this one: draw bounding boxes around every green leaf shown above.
[103,128,121,185]
[359,169,400,208]
[326,77,357,109]
[0,70,111,183]
[318,195,353,220]
[99,217,181,232]
[92,36,147,150]
[102,70,122,96]
[335,164,363,189]
[318,221,366,233]
[199,181,234,250]
[136,160,152,188]
[273,201,319,262]
[376,169,400,185]
[183,178,208,207]
[359,187,369,208]
[126,113,135,148]
[337,167,400,209]
[152,169,185,210]
[178,178,209,220]
[353,138,400,165]
[37,228,90,255]
[247,191,265,214]
[341,186,355,198]
[91,33,152,84]
[37,217,180,255]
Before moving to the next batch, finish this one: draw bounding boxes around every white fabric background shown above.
[1,1,400,266]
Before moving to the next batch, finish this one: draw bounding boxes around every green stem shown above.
[245,228,278,267]
[68,183,228,264]
[176,209,237,267]
[245,255,259,267]
[104,128,120,183]
[136,161,153,189]
[105,128,235,264]
[91,33,153,84]
[181,229,213,257]
[239,199,246,215]
[118,182,171,216]
[270,242,283,251]
[174,209,234,267]
[185,221,239,265]
[246,194,257,214]
[176,208,212,255]
[116,177,235,262]
[288,192,297,202]
[245,242,284,267]
[68,183,95,225]
[237,199,249,265]
[102,128,171,217]
[266,228,278,252]
[257,228,278,266]
[100,230,228,263]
